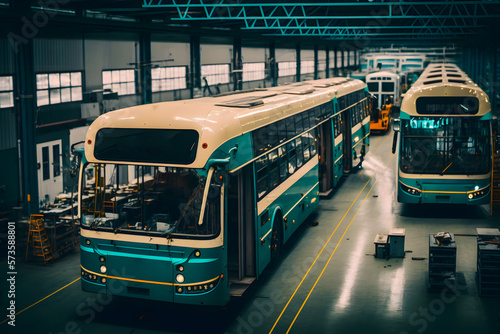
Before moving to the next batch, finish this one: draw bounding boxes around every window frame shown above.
[278,61,297,77]
[102,69,136,96]
[36,71,83,106]
[242,62,266,82]
[0,75,14,109]
[300,60,315,75]
[151,65,188,92]
[201,63,231,86]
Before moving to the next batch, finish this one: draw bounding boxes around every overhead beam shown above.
[142,0,500,39]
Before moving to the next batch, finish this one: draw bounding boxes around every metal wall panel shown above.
[84,39,136,91]
[0,108,17,151]
[0,38,15,74]
[34,38,84,72]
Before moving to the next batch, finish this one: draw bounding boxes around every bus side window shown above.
[302,110,311,131]
[253,127,268,156]
[286,116,295,140]
[267,123,279,150]
[277,120,287,144]
[310,129,317,156]
[315,105,322,121]
[302,133,311,163]
[278,145,288,182]
[268,150,279,190]
[325,102,333,118]
[296,137,304,168]
[256,155,268,200]
[338,96,344,111]
[309,108,317,128]
[287,141,297,175]
[295,113,304,135]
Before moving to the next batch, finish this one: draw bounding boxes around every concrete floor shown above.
[2,128,499,334]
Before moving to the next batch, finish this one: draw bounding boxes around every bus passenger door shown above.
[227,165,256,294]
[318,121,333,196]
[341,108,353,172]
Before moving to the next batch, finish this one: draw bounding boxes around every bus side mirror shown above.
[392,131,398,154]
[391,118,400,154]
[392,118,400,132]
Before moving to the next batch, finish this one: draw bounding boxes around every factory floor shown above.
[2,128,499,334]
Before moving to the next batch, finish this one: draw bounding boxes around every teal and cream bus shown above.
[78,77,370,306]
[394,63,493,205]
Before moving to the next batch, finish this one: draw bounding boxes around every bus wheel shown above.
[270,216,283,265]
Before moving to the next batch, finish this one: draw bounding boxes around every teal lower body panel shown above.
[363,123,370,154]
[333,142,343,188]
[281,165,320,243]
[352,127,367,168]
[80,239,229,306]
[398,176,491,205]
[256,161,320,274]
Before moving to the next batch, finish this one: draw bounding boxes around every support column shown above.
[269,41,277,87]
[325,46,330,79]
[12,0,38,215]
[314,45,319,80]
[233,36,242,91]
[139,31,152,105]
[296,43,301,82]
[190,35,201,98]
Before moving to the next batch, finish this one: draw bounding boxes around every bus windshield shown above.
[400,117,491,175]
[80,164,221,238]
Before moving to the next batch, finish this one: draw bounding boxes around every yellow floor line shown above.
[285,154,395,334]
[269,133,391,334]
[1,277,80,325]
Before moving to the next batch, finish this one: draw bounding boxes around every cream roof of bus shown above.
[401,64,490,116]
[366,71,400,80]
[85,78,366,168]
[412,63,473,87]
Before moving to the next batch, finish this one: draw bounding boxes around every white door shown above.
[37,139,63,205]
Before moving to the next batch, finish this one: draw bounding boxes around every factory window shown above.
[102,69,135,96]
[242,62,265,82]
[301,60,314,75]
[336,51,343,68]
[349,51,355,66]
[201,64,230,86]
[36,72,83,106]
[0,76,14,108]
[278,61,296,77]
[151,66,187,92]
[318,60,326,73]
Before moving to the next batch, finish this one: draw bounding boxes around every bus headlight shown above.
[467,185,489,200]
[100,265,107,274]
[400,181,421,196]
[176,274,185,283]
